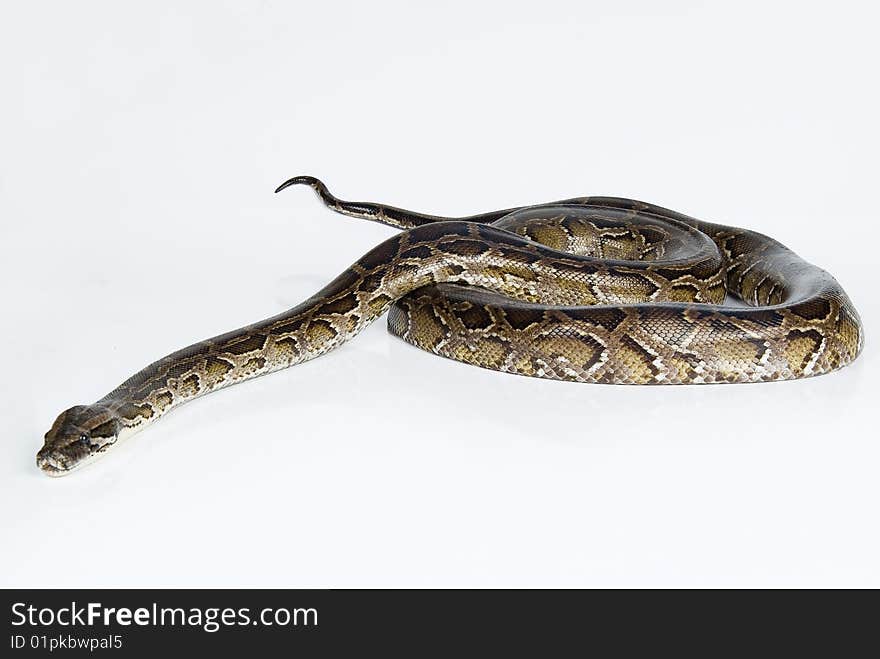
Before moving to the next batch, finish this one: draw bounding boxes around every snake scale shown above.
[37,177,863,476]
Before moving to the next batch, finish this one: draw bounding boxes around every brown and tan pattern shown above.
[36,177,863,476]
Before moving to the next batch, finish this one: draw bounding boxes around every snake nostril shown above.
[36,449,67,471]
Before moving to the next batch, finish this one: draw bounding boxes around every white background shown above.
[2,1,878,587]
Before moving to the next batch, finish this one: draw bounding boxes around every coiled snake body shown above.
[37,178,863,476]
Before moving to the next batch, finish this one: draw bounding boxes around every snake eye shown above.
[79,433,90,445]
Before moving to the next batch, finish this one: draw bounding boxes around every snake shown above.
[36,177,864,476]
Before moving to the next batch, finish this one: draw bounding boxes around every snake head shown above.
[37,405,122,477]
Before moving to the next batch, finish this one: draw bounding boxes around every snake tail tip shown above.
[275,175,322,194]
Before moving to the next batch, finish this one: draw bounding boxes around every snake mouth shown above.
[36,452,73,477]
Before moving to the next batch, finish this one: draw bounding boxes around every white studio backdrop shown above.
[1,1,878,587]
